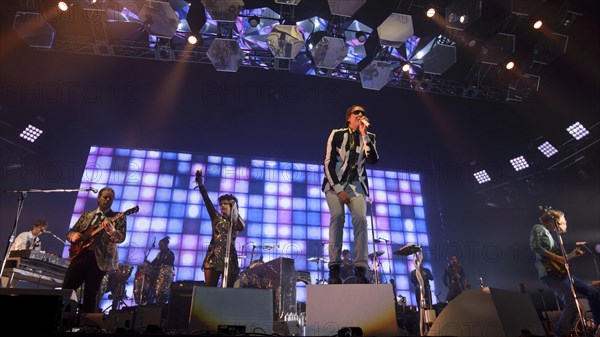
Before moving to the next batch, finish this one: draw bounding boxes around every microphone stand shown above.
[412,248,428,336]
[45,232,68,245]
[222,203,236,288]
[552,221,586,334]
[1,187,96,284]
[138,242,155,304]
[367,197,379,284]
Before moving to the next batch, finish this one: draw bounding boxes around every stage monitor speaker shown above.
[189,287,273,334]
[166,280,204,331]
[0,288,77,333]
[427,287,545,336]
[306,284,398,336]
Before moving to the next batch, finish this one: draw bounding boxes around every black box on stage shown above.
[133,305,164,332]
[108,308,135,331]
[0,288,77,333]
[166,280,204,331]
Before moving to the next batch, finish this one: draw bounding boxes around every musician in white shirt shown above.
[10,219,48,251]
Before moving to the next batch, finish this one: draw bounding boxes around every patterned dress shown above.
[199,185,246,277]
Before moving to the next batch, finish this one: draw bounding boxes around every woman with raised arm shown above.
[196,169,246,287]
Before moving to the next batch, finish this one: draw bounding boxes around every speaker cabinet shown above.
[306,284,398,336]
[189,287,273,334]
[427,287,545,336]
[166,280,204,331]
[0,288,77,333]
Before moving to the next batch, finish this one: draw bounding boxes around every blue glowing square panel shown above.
[67,146,434,308]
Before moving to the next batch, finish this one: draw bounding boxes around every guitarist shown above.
[530,208,600,337]
[62,187,127,313]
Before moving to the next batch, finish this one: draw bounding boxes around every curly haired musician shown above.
[62,187,127,313]
[530,208,600,337]
[196,170,246,287]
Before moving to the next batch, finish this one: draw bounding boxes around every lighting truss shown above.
[566,122,589,140]
[509,156,529,171]
[537,141,558,158]
[473,170,491,184]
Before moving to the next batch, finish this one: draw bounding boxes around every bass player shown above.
[530,207,600,337]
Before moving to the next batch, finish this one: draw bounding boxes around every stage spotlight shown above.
[509,156,529,171]
[248,15,260,28]
[187,34,199,45]
[566,122,589,140]
[426,8,436,18]
[355,31,367,43]
[401,63,411,72]
[537,141,558,158]
[445,0,481,30]
[473,170,491,184]
[58,1,69,11]
[505,61,515,70]
[533,20,543,29]
[20,125,43,143]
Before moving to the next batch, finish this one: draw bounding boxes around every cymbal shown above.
[368,251,385,259]
[308,257,328,263]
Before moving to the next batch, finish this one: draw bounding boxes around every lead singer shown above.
[322,104,379,284]
[196,169,246,287]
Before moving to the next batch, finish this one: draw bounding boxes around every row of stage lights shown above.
[473,122,591,184]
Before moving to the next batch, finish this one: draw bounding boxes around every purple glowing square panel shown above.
[69,146,432,308]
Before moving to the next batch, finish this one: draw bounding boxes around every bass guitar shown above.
[68,206,139,259]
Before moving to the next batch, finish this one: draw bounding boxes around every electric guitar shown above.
[542,246,584,277]
[68,206,139,259]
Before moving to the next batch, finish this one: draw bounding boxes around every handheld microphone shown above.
[360,119,370,128]
[152,237,156,248]
[576,241,587,245]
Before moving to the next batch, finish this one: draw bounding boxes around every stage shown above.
[0,285,551,337]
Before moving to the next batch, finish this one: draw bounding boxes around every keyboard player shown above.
[2,220,49,287]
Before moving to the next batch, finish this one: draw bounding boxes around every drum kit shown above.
[133,263,175,305]
[308,257,328,284]
[100,263,133,311]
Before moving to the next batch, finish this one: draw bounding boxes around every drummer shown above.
[340,249,353,281]
[150,236,175,268]
[140,236,175,305]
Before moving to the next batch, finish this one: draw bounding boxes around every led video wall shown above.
[66,146,434,308]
